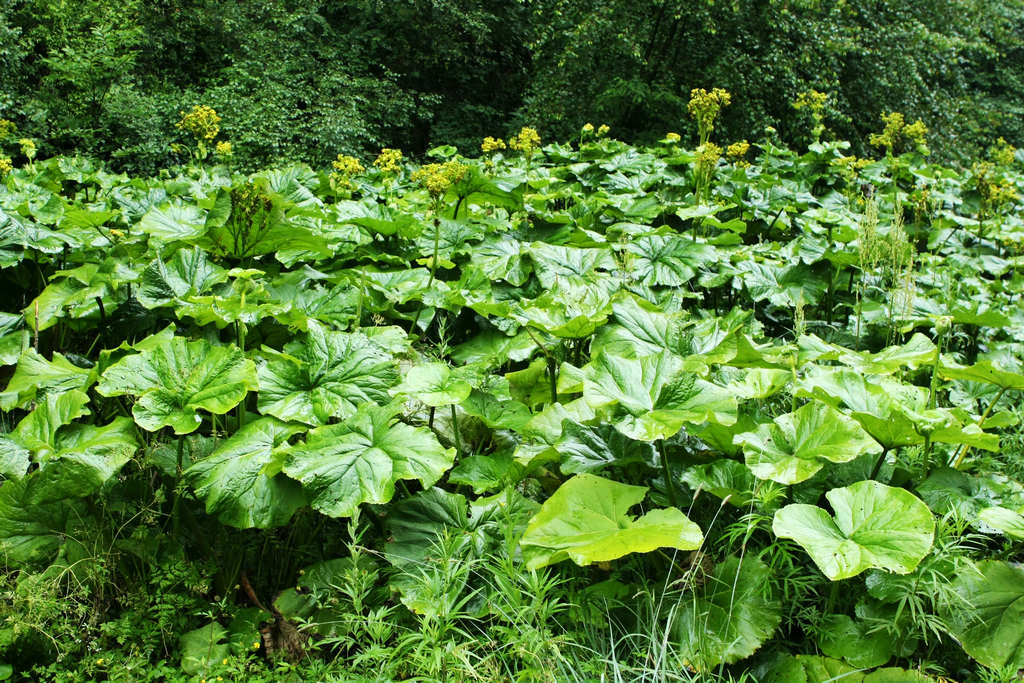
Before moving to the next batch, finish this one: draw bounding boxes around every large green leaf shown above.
[939,357,1024,390]
[735,402,881,485]
[0,477,80,565]
[624,234,714,286]
[773,481,935,580]
[257,325,397,425]
[96,336,258,433]
[555,421,656,474]
[137,246,228,309]
[0,349,94,410]
[942,560,1024,670]
[137,203,206,243]
[283,403,454,518]
[391,362,472,407]
[185,418,306,529]
[519,474,702,569]
[671,555,781,668]
[583,350,736,441]
[3,390,138,501]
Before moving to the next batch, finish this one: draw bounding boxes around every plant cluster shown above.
[0,95,1022,682]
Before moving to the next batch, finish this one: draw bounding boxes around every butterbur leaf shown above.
[257,324,397,425]
[735,402,881,485]
[96,336,257,433]
[180,622,229,676]
[186,418,306,529]
[763,655,931,683]
[0,349,94,410]
[773,481,934,580]
[817,614,894,668]
[391,362,472,407]
[519,473,702,569]
[555,421,656,474]
[681,459,757,506]
[0,477,79,565]
[977,506,1024,539]
[939,357,1024,390]
[583,350,736,441]
[283,403,454,518]
[671,555,781,668]
[942,560,1024,670]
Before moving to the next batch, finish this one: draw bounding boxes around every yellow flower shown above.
[373,148,403,174]
[0,156,12,177]
[0,119,15,141]
[508,127,542,156]
[726,140,749,158]
[330,154,365,191]
[252,641,260,650]
[597,124,610,137]
[688,88,731,137]
[411,160,468,199]
[792,89,828,112]
[96,659,105,666]
[481,136,506,153]
[696,141,722,168]
[992,137,1017,166]
[332,154,364,176]
[18,138,36,156]
[215,141,233,157]
[665,132,681,143]
[582,123,595,134]
[176,105,221,142]
[869,112,927,155]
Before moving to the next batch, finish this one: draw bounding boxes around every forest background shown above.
[1,0,1023,171]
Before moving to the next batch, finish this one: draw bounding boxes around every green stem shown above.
[171,436,186,537]
[235,321,247,429]
[524,326,558,404]
[658,440,681,508]
[869,446,890,481]
[951,386,1008,469]
[410,215,442,333]
[450,404,462,456]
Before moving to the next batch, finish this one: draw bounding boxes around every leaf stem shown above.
[451,404,462,456]
[658,440,681,508]
[869,446,890,481]
[951,386,1007,469]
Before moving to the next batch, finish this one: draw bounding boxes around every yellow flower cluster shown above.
[374,148,403,174]
[972,161,1018,213]
[665,132,682,143]
[727,140,750,160]
[481,136,506,153]
[688,88,731,143]
[792,89,828,113]
[411,160,468,199]
[992,137,1017,167]
[330,154,364,191]
[19,138,36,157]
[582,123,595,134]
[176,105,221,141]
[869,112,928,155]
[597,124,610,137]
[508,127,542,156]
[215,141,233,158]
[696,142,722,168]
[0,156,11,177]
[0,119,14,141]
[332,154,364,176]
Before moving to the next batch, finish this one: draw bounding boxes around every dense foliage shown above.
[0,0,1023,171]
[1,96,1023,681]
